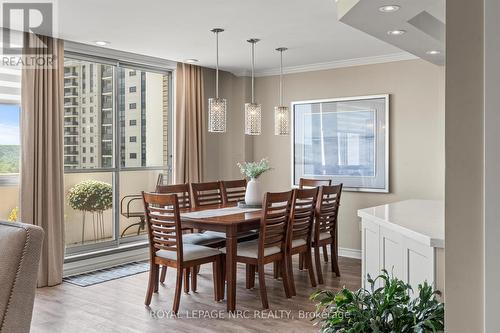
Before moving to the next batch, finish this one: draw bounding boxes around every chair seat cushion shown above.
[319,232,332,241]
[156,244,220,262]
[220,240,281,259]
[291,238,307,248]
[183,231,225,245]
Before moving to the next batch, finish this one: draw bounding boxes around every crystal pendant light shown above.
[245,38,262,135]
[208,28,227,133]
[274,47,289,135]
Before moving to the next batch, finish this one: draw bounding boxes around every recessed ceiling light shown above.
[426,50,441,55]
[387,29,406,36]
[94,41,110,46]
[185,59,199,63]
[379,5,400,13]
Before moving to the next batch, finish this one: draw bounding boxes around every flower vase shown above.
[245,178,262,206]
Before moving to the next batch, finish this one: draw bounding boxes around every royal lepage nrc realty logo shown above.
[1,2,56,68]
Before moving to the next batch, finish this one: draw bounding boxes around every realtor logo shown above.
[2,2,53,54]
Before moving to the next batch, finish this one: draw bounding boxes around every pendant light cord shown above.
[251,41,255,104]
[279,49,283,106]
[215,31,219,99]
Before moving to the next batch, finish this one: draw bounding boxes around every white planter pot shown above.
[245,178,262,205]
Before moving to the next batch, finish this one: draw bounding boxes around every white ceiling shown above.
[338,0,445,66]
[56,0,408,75]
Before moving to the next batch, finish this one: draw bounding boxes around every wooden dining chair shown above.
[285,187,318,295]
[298,178,332,268]
[313,184,343,284]
[155,183,225,291]
[222,191,293,309]
[220,179,247,205]
[191,181,224,207]
[142,192,223,314]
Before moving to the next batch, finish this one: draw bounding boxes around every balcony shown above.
[101,67,113,79]
[64,80,78,88]
[64,110,79,117]
[64,128,78,136]
[64,90,78,98]
[102,102,113,110]
[102,132,113,141]
[64,147,79,155]
[64,120,79,127]
[64,102,78,108]
[64,71,78,78]
[64,137,78,146]
[102,116,113,125]
[102,84,113,94]
[64,158,78,165]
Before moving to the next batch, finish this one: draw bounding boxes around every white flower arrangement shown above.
[237,158,272,179]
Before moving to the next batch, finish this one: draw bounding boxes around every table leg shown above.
[226,226,237,312]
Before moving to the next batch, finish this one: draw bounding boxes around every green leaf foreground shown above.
[310,270,444,333]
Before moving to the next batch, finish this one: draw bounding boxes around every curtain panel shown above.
[20,34,65,287]
[174,63,205,183]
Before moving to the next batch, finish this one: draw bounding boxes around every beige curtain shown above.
[174,63,205,183]
[20,34,65,287]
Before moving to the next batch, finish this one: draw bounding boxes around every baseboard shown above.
[63,247,149,277]
[338,247,362,260]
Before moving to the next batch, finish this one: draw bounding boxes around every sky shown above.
[0,104,20,145]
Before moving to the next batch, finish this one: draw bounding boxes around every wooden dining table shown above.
[180,204,262,312]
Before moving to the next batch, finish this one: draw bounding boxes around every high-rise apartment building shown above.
[63,59,168,170]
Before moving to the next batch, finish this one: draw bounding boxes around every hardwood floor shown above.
[32,256,361,333]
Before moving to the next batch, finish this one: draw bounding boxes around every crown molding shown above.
[233,52,418,77]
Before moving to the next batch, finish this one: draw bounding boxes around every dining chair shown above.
[298,178,332,268]
[155,183,225,291]
[191,181,224,207]
[286,187,318,296]
[220,179,247,205]
[313,184,343,284]
[142,192,223,314]
[221,190,293,309]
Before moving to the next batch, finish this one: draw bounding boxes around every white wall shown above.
[205,59,445,252]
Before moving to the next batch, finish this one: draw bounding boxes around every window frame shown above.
[63,44,174,256]
[0,101,21,187]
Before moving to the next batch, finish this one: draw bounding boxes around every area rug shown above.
[63,261,149,287]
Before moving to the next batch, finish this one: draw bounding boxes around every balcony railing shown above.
[64,71,78,78]
[102,85,112,93]
[64,80,78,87]
[102,133,113,141]
[64,129,78,136]
[102,68,113,78]
[64,148,79,155]
[64,120,79,126]
[102,116,113,125]
[64,138,78,145]
[64,110,79,117]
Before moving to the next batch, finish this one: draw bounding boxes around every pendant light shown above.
[208,28,226,133]
[244,38,262,135]
[274,47,289,135]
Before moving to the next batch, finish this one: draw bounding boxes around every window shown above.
[82,118,86,124]
[0,104,21,186]
[63,54,171,256]
[82,107,86,114]
[82,156,86,163]
[292,95,389,192]
[82,147,86,153]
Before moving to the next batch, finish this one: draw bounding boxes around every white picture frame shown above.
[291,94,389,193]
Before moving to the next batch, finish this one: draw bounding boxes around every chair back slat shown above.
[142,192,183,262]
[258,191,293,257]
[315,184,343,242]
[289,188,318,248]
[156,184,192,209]
[299,178,332,189]
[221,179,247,204]
[191,181,223,207]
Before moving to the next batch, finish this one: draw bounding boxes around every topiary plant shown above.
[67,180,113,243]
[311,270,444,333]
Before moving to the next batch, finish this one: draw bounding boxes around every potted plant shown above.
[237,158,272,205]
[311,270,444,333]
[67,180,113,243]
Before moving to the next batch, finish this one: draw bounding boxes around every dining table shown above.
[180,204,262,312]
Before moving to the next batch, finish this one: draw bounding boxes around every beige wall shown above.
[224,59,444,251]
[445,0,485,332]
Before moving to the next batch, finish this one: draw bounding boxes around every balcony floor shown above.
[32,256,361,332]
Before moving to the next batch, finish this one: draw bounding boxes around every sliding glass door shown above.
[63,55,172,255]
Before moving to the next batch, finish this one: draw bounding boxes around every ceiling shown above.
[338,0,445,66]
[55,0,411,75]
